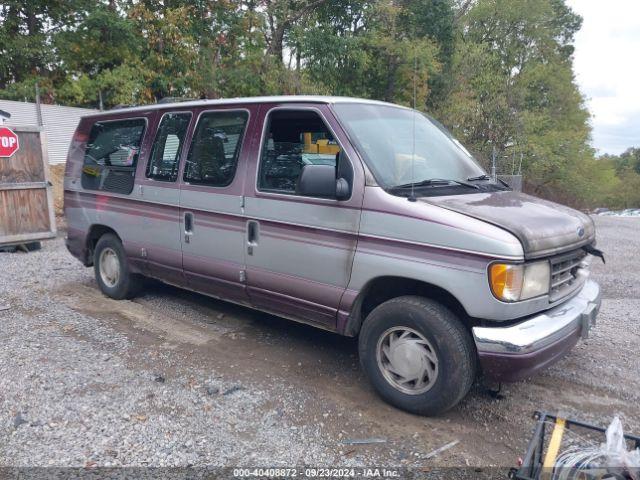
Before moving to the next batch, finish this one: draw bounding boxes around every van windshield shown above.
[333,103,486,190]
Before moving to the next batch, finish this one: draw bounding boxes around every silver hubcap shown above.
[99,247,120,288]
[376,327,439,395]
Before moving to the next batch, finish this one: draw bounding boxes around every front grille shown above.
[549,248,588,302]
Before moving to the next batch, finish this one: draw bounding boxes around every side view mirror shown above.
[296,164,350,200]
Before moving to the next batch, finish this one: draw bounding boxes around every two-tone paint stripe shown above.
[65,189,509,266]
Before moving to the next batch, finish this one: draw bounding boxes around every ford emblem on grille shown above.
[577,226,585,237]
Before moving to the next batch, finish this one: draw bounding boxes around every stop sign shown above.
[0,127,19,158]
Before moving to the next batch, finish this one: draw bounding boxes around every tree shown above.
[0,0,635,207]
[297,0,443,106]
[55,2,142,107]
[0,1,88,89]
[401,0,456,108]
[435,0,595,206]
[611,147,640,175]
[262,0,330,63]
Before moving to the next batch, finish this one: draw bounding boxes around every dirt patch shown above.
[53,282,225,346]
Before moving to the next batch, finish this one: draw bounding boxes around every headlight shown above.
[489,261,550,302]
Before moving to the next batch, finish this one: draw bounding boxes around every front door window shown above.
[257,110,352,196]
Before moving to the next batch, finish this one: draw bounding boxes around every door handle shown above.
[184,212,194,243]
[247,220,259,255]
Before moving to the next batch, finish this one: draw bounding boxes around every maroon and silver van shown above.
[64,96,601,415]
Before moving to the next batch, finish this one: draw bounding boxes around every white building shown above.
[0,100,98,164]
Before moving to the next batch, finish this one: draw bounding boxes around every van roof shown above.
[83,95,407,118]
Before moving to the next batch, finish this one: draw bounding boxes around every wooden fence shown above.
[0,125,56,246]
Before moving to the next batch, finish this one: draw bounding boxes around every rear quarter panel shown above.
[63,110,159,272]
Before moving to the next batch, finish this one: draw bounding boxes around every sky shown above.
[566,0,640,155]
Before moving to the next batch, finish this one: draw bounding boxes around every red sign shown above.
[0,127,19,158]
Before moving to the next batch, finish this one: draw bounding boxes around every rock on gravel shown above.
[0,239,337,467]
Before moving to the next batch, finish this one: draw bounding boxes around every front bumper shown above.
[473,279,601,382]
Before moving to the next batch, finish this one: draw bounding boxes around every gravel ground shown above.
[0,216,638,471]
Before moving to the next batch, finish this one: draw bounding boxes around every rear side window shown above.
[146,112,192,182]
[183,110,248,187]
[81,118,146,194]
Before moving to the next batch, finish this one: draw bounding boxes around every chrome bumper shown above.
[473,280,601,355]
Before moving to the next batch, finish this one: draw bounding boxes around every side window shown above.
[146,112,192,182]
[258,110,349,196]
[183,110,249,187]
[81,118,146,194]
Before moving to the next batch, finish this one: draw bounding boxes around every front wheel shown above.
[93,233,142,300]
[358,296,476,416]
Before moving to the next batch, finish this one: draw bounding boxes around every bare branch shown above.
[455,0,475,22]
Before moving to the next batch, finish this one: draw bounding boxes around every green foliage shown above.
[602,148,640,175]
[294,0,442,105]
[433,0,636,208]
[0,1,89,88]
[0,0,636,208]
[596,150,640,208]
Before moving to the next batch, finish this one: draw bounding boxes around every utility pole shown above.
[35,82,43,126]
[518,152,523,175]
[491,146,497,181]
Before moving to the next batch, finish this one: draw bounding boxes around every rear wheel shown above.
[358,295,476,416]
[93,233,142,299]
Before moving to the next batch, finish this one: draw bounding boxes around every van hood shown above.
[422,190,595,259]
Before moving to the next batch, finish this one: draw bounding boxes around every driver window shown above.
[258,110,351,196]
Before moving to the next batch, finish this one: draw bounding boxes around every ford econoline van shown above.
[64,96,601,415]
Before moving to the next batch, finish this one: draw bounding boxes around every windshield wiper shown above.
[467,173,512,190]
[391,178,479,190]
[497,178,511,189]
[467,174,492,181]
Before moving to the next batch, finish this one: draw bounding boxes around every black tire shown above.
[0,242,38,252]
[358,295,476,416]
[25,241,41,251]
[93,233,142,300]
